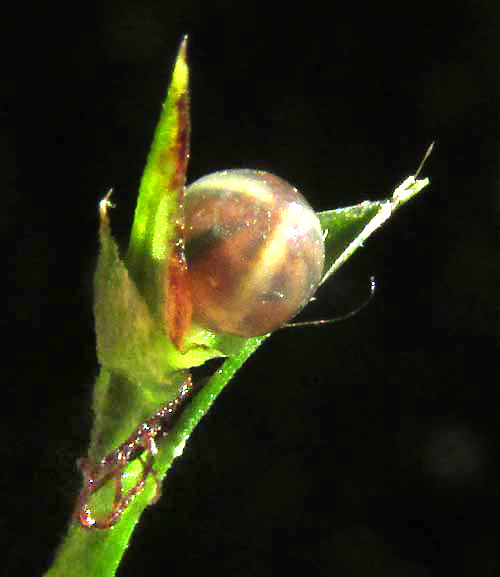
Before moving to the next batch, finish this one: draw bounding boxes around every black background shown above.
[4,2,500,576]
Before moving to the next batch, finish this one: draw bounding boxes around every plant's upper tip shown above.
[173,36,189,83]
[414,141,435,180]
[179,35,189,57]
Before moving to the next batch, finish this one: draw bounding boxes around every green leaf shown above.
[94,197,174,387]
[126,36,190,304]
[319,174,429,284]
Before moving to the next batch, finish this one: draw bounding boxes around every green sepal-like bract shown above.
[94,197,224,383]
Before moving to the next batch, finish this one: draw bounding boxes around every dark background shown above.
[4,2,500,576]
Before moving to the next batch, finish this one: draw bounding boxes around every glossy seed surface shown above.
[184,169,325,336]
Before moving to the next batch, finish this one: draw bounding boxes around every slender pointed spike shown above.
[414,142,435,179]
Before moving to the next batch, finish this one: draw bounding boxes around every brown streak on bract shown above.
[166,248,192,351]
[165,90,191,350]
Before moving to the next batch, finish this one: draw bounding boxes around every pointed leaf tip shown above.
[173,36,189,89]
